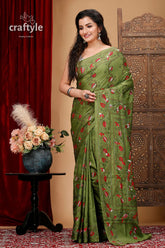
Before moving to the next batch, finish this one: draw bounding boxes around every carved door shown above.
[117,9,165,206]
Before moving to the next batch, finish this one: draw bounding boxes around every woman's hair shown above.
[68,9,111,82]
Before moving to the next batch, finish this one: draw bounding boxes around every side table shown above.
[6,173,66,235]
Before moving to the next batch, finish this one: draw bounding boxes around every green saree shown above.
[71,47,151,245]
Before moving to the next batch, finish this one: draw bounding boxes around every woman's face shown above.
[78,16,100,44]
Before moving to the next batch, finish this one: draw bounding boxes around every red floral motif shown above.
[84,147,87,153]
[90,231,95,236]
[72,113,75,118]
[116,175,121,180]
[104,176,107,182]
[79,115,82,119]
[119,157,126,165]
[110,230,114,236]
[102,158,106,162]
[99,113,104,118]
[108,77,113,82]
[103,136,107,142]
[106,203,112,211]
[99,132,104,136]
[90,64,94,69]
[119,105,123,110]
[101,168,105,172]
[78,82,82,86]
[76,184,80,189]
[100,103,105,108]
[92,172,97,177]
[116,194,121,198]
[125,123,130,128]
[106,212,110,217]
[118,130,122,136]
[109,66,113,71]
[127,109,131,115]
[133,212,138,219]
[115,141,120,145]
[77,201,82,207]
[103,121,106,127]
[124,62,127,66]
[109,52,113,56]
[91,83,96,88]
[92,73,96,78]
[125,75,129,80]
[115,122,119,127]
[104,191,109,197]
[80,67,85,73]
[117,165,123,170]
[111,89,115,94]
[119,146,123,151]
[80,127,84,133]
[95,58,101,62]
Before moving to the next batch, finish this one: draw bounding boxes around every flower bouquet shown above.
[9,104,69,172]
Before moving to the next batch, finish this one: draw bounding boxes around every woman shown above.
[59,9,151,245]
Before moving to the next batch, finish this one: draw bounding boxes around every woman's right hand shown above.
[80,90,96,102]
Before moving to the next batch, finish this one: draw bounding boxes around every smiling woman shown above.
[59,9,151,245]
[78,17,101,44]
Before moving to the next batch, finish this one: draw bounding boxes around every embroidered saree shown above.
[71,47,151,245]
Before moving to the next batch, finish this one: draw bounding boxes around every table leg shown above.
[39,211,63,232]
[16,176,63,235]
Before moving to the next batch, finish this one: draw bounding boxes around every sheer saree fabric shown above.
[71,47,151,245]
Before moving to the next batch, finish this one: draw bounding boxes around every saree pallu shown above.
[71,47,151,245]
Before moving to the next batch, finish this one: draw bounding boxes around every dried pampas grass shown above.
[11,104,38,128]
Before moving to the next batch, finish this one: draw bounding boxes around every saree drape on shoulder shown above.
[71,47,151,246]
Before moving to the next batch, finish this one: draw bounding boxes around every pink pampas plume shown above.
[11,104,38,128]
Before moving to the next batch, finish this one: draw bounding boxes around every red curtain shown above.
[0,0,53,225]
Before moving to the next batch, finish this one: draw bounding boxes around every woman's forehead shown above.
[78,16,95,26]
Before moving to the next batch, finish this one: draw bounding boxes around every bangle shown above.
[67,87,75,97]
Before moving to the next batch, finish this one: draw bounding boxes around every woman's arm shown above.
[59,59,96,102]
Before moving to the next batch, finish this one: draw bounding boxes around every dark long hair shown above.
[68,9,111,82]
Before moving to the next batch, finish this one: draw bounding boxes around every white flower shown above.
[33,127,43,136]
[37,125,45,132]
[24,141,33,150]
[41,132,49,141]
[27,125,36,132]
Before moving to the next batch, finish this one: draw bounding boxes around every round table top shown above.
[5,172,66,176]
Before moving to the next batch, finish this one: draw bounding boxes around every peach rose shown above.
[37,125,46,132]
[33,127,43,136]
[27,125,36,132]
[24,141,33,150]
[32,137,41,146]
[25,131,33,140]
[41,132,49,141]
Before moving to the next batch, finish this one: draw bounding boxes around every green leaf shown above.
[60,130,69,138]
[56,146,61,152]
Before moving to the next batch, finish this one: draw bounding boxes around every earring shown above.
[98,32,101,40]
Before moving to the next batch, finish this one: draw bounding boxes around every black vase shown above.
[22,147,52,173]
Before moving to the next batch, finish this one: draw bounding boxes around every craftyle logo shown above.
[9,12,43,38]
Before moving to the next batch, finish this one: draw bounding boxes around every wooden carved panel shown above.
[118,9,165,206]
